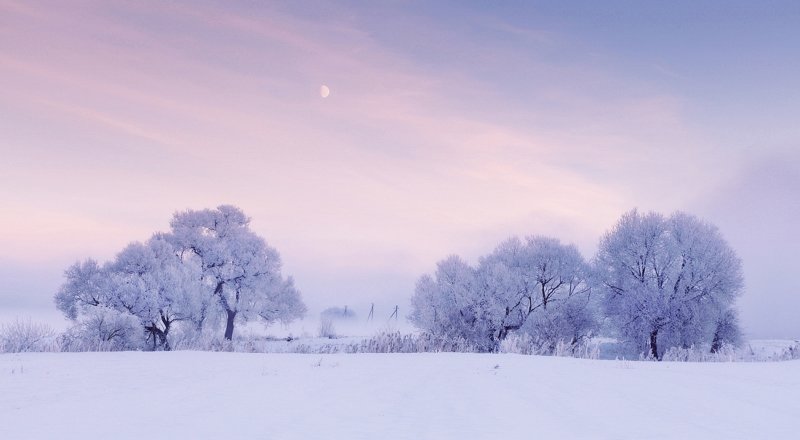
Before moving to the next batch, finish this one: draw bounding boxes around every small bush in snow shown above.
[59,307,142,352]
[498,333,538,355]
[660,344,739,362]
[0,319,57,353]
[346,331,480,354]
[290,343,342,354]
[775,341,800,361]
[318,318,337,339]
[499,333,599,359]
[168,330,236,352]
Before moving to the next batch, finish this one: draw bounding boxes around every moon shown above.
[320,84,330,98]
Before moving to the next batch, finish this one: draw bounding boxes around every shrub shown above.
[59,307,142,352]
[659,344,739,362]
[775,341,800,361]
[499,332,600,359]
[0,319,57,353]
[318,318,337,339]
[346,331,480,354]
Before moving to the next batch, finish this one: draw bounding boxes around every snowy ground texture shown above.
[1,352,798,440]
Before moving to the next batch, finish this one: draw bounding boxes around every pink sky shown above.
[1,1,798,337]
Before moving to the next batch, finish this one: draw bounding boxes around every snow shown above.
[746,339,800,357]
[1,352,798,439]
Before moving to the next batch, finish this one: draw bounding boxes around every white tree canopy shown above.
[409,236,596,351]
[168,205,306,340]
[55,205,306,349]
[596,209,744,359]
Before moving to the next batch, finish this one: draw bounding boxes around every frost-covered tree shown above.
[55,258,110,320]
[477,237,593,344]
[596,210,743,359]
[410,255,490,347]
[55,205,306,348]
[59,306,142,351]
[55,258,142,349]
[320,306,357,321]
[104,237,200,350]
[55,237,197,350]
[409,236,596,351]
[168,205,306,340]
[710,308,742,352]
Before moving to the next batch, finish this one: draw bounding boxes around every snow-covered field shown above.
[1,352,798,439]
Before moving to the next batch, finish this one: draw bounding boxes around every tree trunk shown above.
[145,326,170,351]
[649,329,660,360]
[161,321,171,351]
[224,310,236,340]
[710,331,721,353]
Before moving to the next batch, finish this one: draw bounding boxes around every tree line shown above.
[409,210,743,360]
[54,206,743,359]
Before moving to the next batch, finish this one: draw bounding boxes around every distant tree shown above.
[168,205,306,340]
[595,210,743,360]
[409,236,596,351]
[321,306,357,321]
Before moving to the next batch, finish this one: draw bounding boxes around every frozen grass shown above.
[3,315,797,363]
[1,351,798,439]
[317,317,337,339]
[0,319,57,353]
